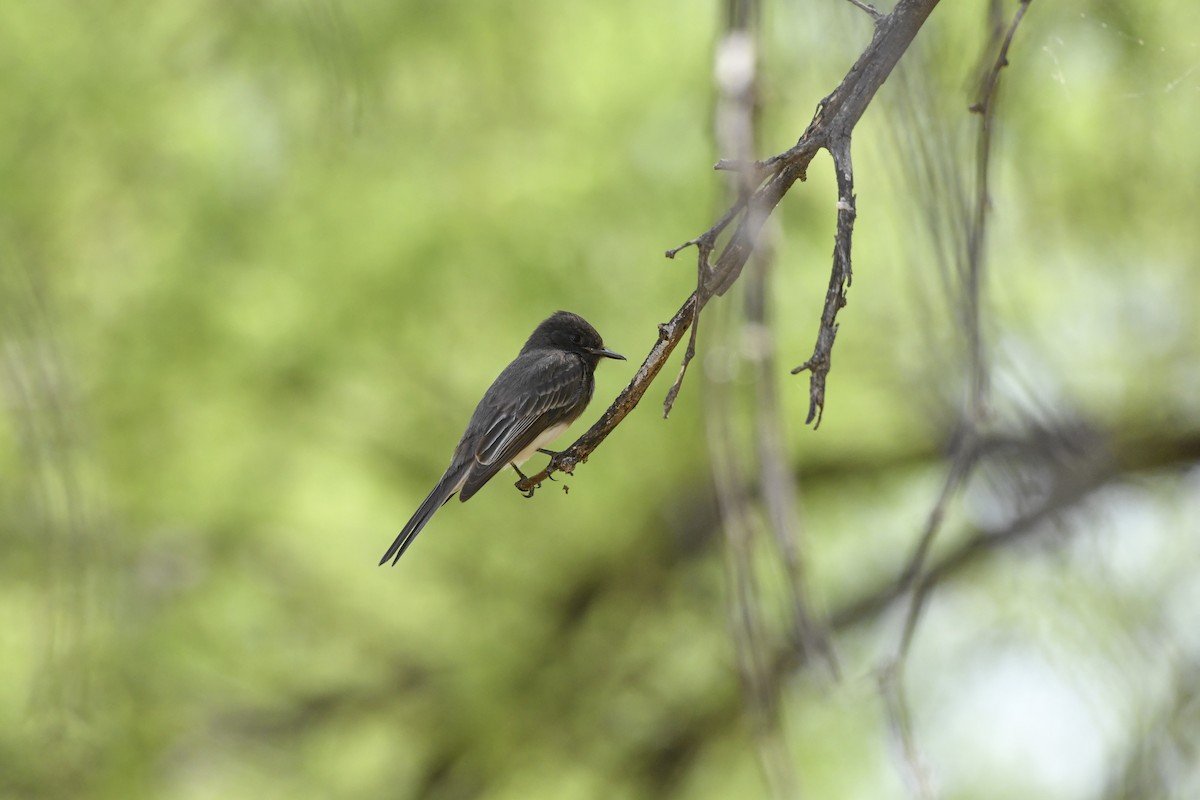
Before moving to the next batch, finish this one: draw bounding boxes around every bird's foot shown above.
[535,449,561,481]
[511,464,541,498]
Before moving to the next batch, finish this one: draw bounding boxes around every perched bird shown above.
[380,311,625,565]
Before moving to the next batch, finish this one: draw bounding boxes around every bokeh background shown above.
[3,1,1198,799]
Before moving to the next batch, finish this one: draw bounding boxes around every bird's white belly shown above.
[512,421,570,466]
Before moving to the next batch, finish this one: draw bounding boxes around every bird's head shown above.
[526,311,626,363]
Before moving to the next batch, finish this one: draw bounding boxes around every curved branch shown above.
[517,0,942,495]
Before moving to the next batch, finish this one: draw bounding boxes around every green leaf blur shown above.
[3,1,1198,799]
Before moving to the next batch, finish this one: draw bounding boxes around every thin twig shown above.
[663,241,711,418]
[970,0,1032,119]
[965,0,1029,418]
[892,434,977,660]
[845,0,884,23]
[713,158,773,179]
[665,202,740,262]
[790,138,857,428]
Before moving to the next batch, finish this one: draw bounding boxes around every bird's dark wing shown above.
[459,351,588,501]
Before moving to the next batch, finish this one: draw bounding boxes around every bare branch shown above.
[963,0,1030,419]
[790,138,857,427]
[970,0,1032,119]
[890,434,978,660]
[517,0,943,495]
[661,311,701,418]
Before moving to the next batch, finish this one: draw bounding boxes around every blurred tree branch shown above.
[700,1,830,796]
[236,424,1200,797]
[878,4,1031,792]
[888,0,1031,666]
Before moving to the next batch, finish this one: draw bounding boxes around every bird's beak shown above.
[588,346,626,361]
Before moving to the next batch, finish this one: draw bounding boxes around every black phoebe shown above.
[380,311,625,564]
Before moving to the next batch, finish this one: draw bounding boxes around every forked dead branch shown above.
[516,0,941,496]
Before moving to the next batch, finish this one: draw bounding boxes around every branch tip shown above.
[844,0,884,22]
[665,239,699,260]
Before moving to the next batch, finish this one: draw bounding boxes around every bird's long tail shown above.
[379,469,463,565]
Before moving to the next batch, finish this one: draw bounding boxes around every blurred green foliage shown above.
[2,1,1199,799]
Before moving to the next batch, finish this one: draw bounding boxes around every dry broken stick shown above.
[790,138,856,428]
[517,0,942,495]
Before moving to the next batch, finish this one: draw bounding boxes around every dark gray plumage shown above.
[380,311,624,565]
